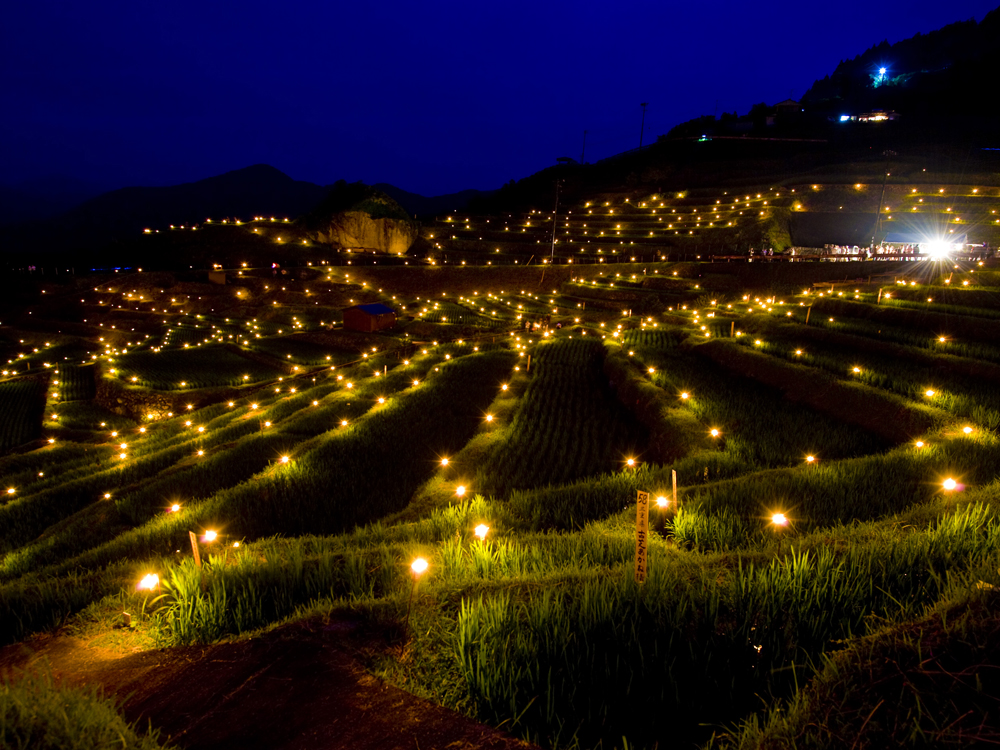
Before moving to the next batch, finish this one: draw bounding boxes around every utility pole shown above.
[872,149,895,249]
[639,103,648,149]
[549,180,562,261]
[581,129,588,164]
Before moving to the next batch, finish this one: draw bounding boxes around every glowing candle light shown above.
[280,456,290,464]
[771,513,788,526]
[138,574,159,591]
[805,455,815,463]
[925,390,935,397]
[963,426,973,434]
[485,414,494,422]
[915,441,925,448]
[204,530,218,542]
[456,485,466,496]
[656,496,668,508]
[441,458,449,466]
[170,503,180,512]
[710,429,720,438]
[411,557,428,575]
[943,478,957,491]
[474,524,489,539]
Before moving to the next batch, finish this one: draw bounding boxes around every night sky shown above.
[3,0,997,197]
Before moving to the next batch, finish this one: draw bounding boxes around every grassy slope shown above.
[4,263,1000,749]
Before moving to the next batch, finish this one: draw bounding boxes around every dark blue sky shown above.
[3,0,997,196]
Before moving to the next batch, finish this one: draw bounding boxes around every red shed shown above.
[342,303,397,332]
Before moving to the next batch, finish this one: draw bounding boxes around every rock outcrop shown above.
[300,182,419,255]
[313,211,418,255]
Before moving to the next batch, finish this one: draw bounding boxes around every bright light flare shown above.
[710,428,720,438]
[474,524,489,539]
[456,485,466,496]
[138,574,159,591]
[771,513,788,526]
[656,496,668,508]
[411,557,428,575]
[204,530,218,542]
[942,478,958,491]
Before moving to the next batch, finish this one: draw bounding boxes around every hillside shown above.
[804,6,1000,119]
[3,259,1000,749]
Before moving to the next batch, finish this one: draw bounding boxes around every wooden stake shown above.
[189,531,202,567]
[730,321,735,337]
[672,470,677,507]
[634,490,649,584]
[805,307,812,325]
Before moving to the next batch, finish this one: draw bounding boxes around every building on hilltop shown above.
[342,303,397,332]
[774,99,802,115]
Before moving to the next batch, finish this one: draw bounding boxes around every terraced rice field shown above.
[4,259,1000,749]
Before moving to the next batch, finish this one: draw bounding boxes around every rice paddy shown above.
[3,257,1000,749]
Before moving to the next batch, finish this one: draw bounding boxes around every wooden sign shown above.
[634,490,649,583]
[189,531,202,567]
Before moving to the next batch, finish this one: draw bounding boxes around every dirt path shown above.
[0,619,536,750]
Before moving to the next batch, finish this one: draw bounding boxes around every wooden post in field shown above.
[189,531,202,567]
[526,355,531,372]
[877,288,883,305]
[730,321,735,338]
[672,470,677,507]
[805,306,812,325]
[634,490,649,583]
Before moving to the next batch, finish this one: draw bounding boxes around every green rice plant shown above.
[712,558,1000,749]
[53,363,96,402]
[477,338,647,497]
[0,378,48,453]
[452,504,1000,749]
[673,435,1000,550]
[808,297,1000,354]
[155,545,404,644]
[0,561,139,646]
[0,668,176,750]
[249,335,359,365]
[623,330,892,467]
[113,344,286,389]
[49,401,136,431]
[732,316,1000,424]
